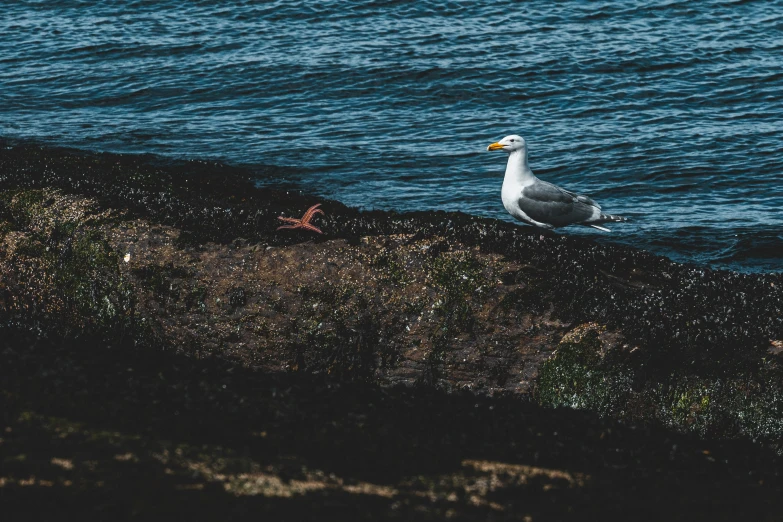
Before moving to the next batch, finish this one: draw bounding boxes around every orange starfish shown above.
[277,203,325,234]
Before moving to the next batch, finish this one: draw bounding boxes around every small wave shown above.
[2,0,781,272]
[714,231,783,263]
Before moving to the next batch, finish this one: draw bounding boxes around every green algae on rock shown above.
[0,188,137,342]
[535,323,783,450]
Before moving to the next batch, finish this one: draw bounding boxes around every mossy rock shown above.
[535,327,632,415]
[0,190,138,341]
[535,326,783,450]
[651,372,783,445]
[0,189,46,230]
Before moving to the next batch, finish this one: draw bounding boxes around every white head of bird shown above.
[487,134,533,181]
[487,135,526,153]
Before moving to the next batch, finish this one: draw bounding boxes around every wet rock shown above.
[1,140,782,450]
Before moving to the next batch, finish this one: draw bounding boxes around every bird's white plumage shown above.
[487,135,626,232]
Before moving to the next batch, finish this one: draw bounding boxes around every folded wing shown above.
[519,181,598,227]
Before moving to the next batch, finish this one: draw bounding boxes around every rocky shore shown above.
[1,140,782,520]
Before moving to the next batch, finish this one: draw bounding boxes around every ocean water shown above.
[1,0,782,272]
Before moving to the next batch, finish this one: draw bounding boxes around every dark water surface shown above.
[2,0,782,271]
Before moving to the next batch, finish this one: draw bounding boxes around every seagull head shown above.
[487,135,526,153]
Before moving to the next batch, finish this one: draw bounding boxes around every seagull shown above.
[487,135,626,232]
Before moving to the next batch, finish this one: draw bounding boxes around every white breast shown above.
[501,177,538,224]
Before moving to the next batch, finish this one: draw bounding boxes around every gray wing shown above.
[519,180,599,227]
[560,187,601,209]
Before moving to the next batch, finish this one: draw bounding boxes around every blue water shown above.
[2,1,782,272]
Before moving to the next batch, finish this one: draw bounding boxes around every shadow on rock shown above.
[2,333,782,521]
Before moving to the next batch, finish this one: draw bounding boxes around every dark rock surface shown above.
[1,139,782,520]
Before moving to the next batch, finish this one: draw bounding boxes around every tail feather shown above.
[586,214,627,232]
[601,213,627,223]
[589,224,611,232]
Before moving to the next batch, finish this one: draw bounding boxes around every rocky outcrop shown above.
[2,140,782,519]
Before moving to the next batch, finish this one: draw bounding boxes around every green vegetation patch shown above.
[652,371,783,443]
[428,252,489,335]
[0,189,46,230]
[371,250,408,286]
[535,326,783,451]
[290,281,385,381]
[57,230,135,332]
[1,189,138,340]
[536,328,632,416]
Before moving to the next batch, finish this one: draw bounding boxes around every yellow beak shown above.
[487,142,505,151]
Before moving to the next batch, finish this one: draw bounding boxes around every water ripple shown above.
[1,0,781,271]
